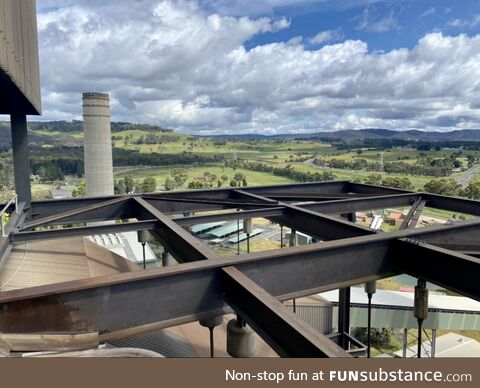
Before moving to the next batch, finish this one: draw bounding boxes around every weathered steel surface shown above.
[222,266,349,357]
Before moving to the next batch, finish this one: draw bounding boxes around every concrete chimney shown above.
[82,92,114,197]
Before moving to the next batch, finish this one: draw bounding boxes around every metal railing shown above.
[1,194,18,237]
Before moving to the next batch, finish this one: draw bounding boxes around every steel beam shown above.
[10,220,158,244]
[0,234,397,335]
[392,239,480,301]
[134,197,221,263]
[222,266,349,357]
[338,287,351,350]
[423,193,480,216]
[20,196,130,230]
[399,198,426,230]
[234,190,374,240]
[172,193,418,226]
[2,219,480,335]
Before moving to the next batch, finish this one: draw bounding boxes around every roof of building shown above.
[227,228,264,243]
[394,333,480,358]
[206,221,243,238]
[190,221,226,235]
[87,231,156,264]
[320,287,480,313]
[0,237,140,291]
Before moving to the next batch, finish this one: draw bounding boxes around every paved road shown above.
[456,165,480,188]
[305,158,480,188]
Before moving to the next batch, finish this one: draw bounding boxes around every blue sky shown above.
[33,0,480,134]
[242,0,480,51]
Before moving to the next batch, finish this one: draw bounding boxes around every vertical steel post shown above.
[431,329,437,358]
[338,287,351,350]
[10,113,31,207]
[237,210,240,255]
[365,280,376,358]
[403,328,408,358]
[414,278,428,358]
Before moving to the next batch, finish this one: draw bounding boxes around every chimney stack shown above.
[82,92,114,196]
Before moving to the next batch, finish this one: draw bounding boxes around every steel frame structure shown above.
[0,180,480,357]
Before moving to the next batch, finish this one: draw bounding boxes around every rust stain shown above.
[0,296,93,334]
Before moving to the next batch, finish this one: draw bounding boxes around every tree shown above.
[230,180,238,187]
[234,172,245,182]
[164,177,175,191]
[242,177,248,187]
[141,177,157,193]
[115,179,126,194]
[381,177,413,190]
[123,175,136,194]
[72,182,86,197]
[424,179,460,196]
[217,180,222,188]
[171,168,188,186]
[221,175,229,182]
[463,181,480,199]
[364,174,382,186]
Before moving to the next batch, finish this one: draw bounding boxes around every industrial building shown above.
[1,0,480,358]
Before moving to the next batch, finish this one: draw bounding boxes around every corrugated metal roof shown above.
[207,221,243,238]
[108,329,197,358]
[190,221,226,235]
[227,228,264,243]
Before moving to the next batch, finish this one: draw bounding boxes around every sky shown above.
[30,0,480,134]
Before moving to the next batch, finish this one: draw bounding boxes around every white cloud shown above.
[419,7,435,19]
[308,29,343,45]
[36,1,480,134]
[448,14,480,29]
[355,7,398,33]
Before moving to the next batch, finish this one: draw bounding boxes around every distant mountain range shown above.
[2,121,480,143]
[206,128,480,142]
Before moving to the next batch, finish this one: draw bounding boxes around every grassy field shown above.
[115,165,295,187]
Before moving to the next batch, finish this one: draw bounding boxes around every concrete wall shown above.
[0,0,41,114]
[82,92,114,197]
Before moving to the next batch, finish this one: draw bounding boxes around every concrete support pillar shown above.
[199,315,223,358]
[338,287,351,350]
[227,317,256,358]
[10,113,31,207]
[162,251,174,267]
[289,228,296,247]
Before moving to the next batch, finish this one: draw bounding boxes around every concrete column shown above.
[10,113,31,206]
[289,228,296,247]
[227,317,256,358]
[162,251,174,267]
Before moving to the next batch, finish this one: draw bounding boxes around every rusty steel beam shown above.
[134,197,221,263]
[399,197,426,230]
[1,218,480,335]
[392,238,480,301]
[234,189,374,240]
[221,266,349,357]
[20,196,130,230]
[10,220,158,244]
